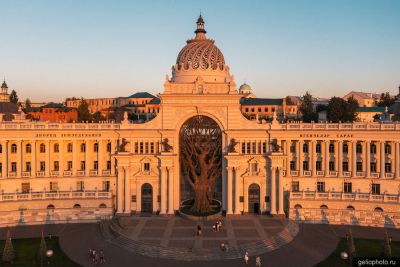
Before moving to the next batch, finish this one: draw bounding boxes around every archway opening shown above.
[141,183,153,213]
[248,183,260,214]
[179,115,222,214]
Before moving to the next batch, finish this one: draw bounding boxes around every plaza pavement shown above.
[1,217,400,267]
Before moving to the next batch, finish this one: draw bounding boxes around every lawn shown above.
[315,238,400,267]
[0,236,80,267]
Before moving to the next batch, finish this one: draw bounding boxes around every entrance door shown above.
[248,183,260,214]
[141,183,153,213]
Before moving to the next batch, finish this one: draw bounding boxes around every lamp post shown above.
[46,249,53,265]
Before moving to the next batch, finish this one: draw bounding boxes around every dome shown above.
[239,83,251,91]
[175,15,225,71]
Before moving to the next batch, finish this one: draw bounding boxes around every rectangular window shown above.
[250,163,258,173]
[291,181,299,192]
[343,144,348,153]
[107,161,111,170]
[290,161,296,171]
[370,162,377,172]
[317,182,325,192]
[290,145,296,153]
[385,163,392,173]
[329,144,334,153]
[356,162,363,172]
[77,181,84,191]
[0,162,2,173]
[80,161,85,171]
[303,144,308,153]
[316,144,321,153]
[316,161,322,171]
[329,161,335,171]
[25,161,31,172]
[67,161,73,171]
[21,182,30,193]
[372,183,380,195]
[344,182,352,193]
[145,142,149,154]
[94,161,98,170]
[103,181,110,192]
[139,142,143,154]
[246,143,250,154]
[302,161,309,171]
[150,143,154,154]
[144,163,150,171]
[50,182,58,191]
[262,142,266,153]
[54,161,59,171]
[242,143,246,154]
[135,142,138,153]
[40,161,45,171]
[11,162,17,172]
[252,142,256,154]
[342,162,349,172]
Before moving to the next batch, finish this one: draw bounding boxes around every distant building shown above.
[27,103,78,122]
[0,80,26,121]
[240,97,298,121]
[344,91,381,107]
[356,106,385,122]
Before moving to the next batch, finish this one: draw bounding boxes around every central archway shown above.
[179,115,222,214]
[141,183,153,213]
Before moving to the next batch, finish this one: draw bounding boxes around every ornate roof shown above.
[1,80,8,89]
[176,16,225,70]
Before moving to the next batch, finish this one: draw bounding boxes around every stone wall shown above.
[289,208,400,228]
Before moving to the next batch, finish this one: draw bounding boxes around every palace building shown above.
[0,16,399,228]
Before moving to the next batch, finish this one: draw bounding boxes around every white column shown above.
[278,168,284,215]
[352,141,357,177]
[270,167,277,215]
[366,141,371,178]
[160,167,167,214]
[395,142,400,179]
[234,168,241,214]
[167,167,174,214]
[17,140,22,177]
[2,141,7,178]
[324,141,330,176]
[45,140,50,177]
[338,140,343,177]
[380,141,385,178]
[311,140,316,177]
[227,166,233,214]
[124,167,131,214]
[116,166,124,214]
[111,139,116,176]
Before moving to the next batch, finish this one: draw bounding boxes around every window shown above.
[245,108,249,112]
[54,161,59,171]
[40,143,45,153]
[317,182,325,192]
[49,182,58,191]
[264,107,268,112]
[316,143,321,153]
[21,183,30,193]
[251,108,254,112]
[103,181,110,192]
[135,142,138,153]
[370,162,377,172]
[290,161,296,171]
[67,161,72,171]
[25,162,31,172]
[371,183,380,195]
[94,161,98,170]
[0,144,2,153]
[370,144,376,154]
[107,161,111,170]
[385,163,392,173]
[11,162,17,172]
[67,143,73,152]
[356,162,362,172]
[77,181,84,191]
[250,162,258,173]
[262,142,266,153]
[316,161,322,171]
[258,108,261,112]
[80,161,85,171]
[247,143,250,153]
[80,143,86,153]
[0,163,2,173]
[344,182,352,193]
[40,161,45,171]
[342,162,349,172]
[11,144,17,153]
[291,181,299,192]
[329,161,335,171]
[290,144,296,153]
[303,144,308,153]
[329,143,334,153]
[374,207,383,212]
[140,142,143,153]
[144,163,150,171]
[385,144,391,154]
[356,144,362,153]
[54,143,59,153]
[107,142,111,152]
[150,143,154,154]
[343,144,348,153]
[302,161,309,171]
[26,144,31,153]
[252,142,256,154]
[94,143,99,152]
[73,204,81,209]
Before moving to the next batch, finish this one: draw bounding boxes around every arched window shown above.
[356,144,362,153]
[99,203,107,208]
[25,144,31,153]
[385,144,391,154]
[343,144,348,153]
[80,143,86,153]
[370,144,376,154]
[303,143,309,153]
[73,204,81,209]
[94,143,99,152]
[374,207,383,212]
[107,143,111,152]
[320,205,328,209]
[294,204,302,209]
[40,143,46,153]
[347,205,355,211]
[67,143,73,152]
[54,143,59,153]
[11,144,17,153]
[47,204,55,209]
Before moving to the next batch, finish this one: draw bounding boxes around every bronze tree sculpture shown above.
[180,116,222,213]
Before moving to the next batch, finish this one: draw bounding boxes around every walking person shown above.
[256,256,261,267]
[244,251,249,265]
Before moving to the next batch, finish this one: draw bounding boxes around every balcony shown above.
[290,171,299,176]
[102,170,111,176]
[0,190,112,202]
[35,171,45,177]
[303,171,311,177]
[329,171,338,177]
[8,172,17,177]
[371,172,380,178]
[21,172,31,177]
[343,171,351,177]
[356,172,365,177]
[89,170,98,176]
[76,171,85,177]
[316,171,324,177]
[385,173,394,179]
[63,171,72,177]
[50,171,59,177]
[289,191,400,204]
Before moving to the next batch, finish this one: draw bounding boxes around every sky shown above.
[0,0,399,102]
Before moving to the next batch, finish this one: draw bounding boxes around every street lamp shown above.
[46,249,53,264]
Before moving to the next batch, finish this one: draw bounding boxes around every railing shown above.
[76,171,85,176]
[289,191,400,203]
[290,171,299,176]
[303,171,311,177]
[63,171,72,177]
[316,171,324,177]
[278,122,400,131]
[371,172,380,178]
[0,122,121,130]
[21,171,31,177]
[8,172,17,177]
[89,170,98,176]
[385,173,394,179]
[329,171,338,177]
[102,170,111,176]
[356,172,365,177]
[0,190,112,202]
[36,171,45,177]
[343,171,351,177]
[50,171,59,177]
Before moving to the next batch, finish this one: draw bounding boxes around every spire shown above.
[194,14,207,40]
[1,78,7,89]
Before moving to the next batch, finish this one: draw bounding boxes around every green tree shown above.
[377,92,394,107]
[2,229,15,263]
[344,96,359,122]
[77,99,91,122]
[300,92,317,122]
[9,90,18,105]
[92,111,105,122]
[327,97,347,122]
[25,98,32,111]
